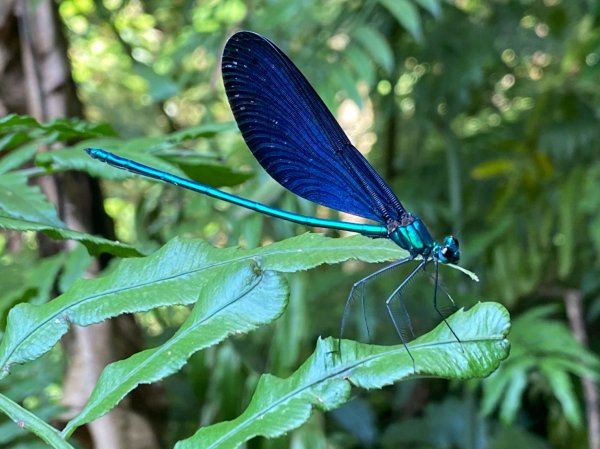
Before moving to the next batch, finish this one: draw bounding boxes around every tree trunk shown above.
[0,1,164,447]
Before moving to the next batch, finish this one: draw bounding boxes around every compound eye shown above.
[441,247,453,259]
[443,235,459,250]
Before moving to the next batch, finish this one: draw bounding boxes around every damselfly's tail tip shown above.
[84,147,105,160]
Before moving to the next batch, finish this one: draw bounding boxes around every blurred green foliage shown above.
[1,0,600,448]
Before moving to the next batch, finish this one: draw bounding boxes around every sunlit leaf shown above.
[176,302,510,449]
[62,263,287,435]
[470,159,516,179]
[0,234,405,374]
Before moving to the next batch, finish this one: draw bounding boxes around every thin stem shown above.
[0,393,74,449]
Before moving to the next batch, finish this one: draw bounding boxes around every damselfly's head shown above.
[435,236,460,264]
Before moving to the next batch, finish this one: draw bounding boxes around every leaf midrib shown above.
[205,334,506,448]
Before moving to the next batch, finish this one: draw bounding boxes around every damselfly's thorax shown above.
[387,213,460,264]
[387,213,435,257]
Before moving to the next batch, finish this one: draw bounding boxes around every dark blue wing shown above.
[221,31,406,224]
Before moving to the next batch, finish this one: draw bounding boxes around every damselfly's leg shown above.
[432,261,463,350]
[360,285,370,341]
[396,292,416,340]
[385,259,429,370]
[337,256,415,355]
[423,263,457,311]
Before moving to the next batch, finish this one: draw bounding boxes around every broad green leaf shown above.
[0,171,135,256]
[0,238,251,374]
[0,114,40,130]
[352,27,394,74]
[0,132,32,154]
[0,216,138,258]
[250,233,402,272]
[513,306,599,369]
[133,62,179,102]
[0,252,65,327]
[0,114,112,144]
[470,159,516,179]
[167,122,236,141]
[62,264,287,435]
[344,44,376,87]
[481,305,599,425]
[0,234,476,376]
[0,142,38,174]
[0,172,64,227]
[331,68,363,107]
[44,124,239,187]
[58,244,94,293]
[176,302,510,449]
[416,0,441,18]
[36,144,188,180]
[539,361,581,426]
[499,368,527,424]
[378,0,423,42]
[481,357,535,417]
[171,160,253,188]
[0,235,392,374]
[270,275,307,373]
[40,118,115,141]
[18,253,65,307]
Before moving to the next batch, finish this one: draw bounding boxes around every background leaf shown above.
[378,0,423,42]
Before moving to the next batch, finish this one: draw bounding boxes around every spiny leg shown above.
[386,275,420,341]
[340,256,415,341]
[436,279,458,312]
[432,261,463,351]
[385,259,429,371]
[360,283,370,342]
[337,256,415,357]
[396,291,416,340]
[423,263,457,312]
